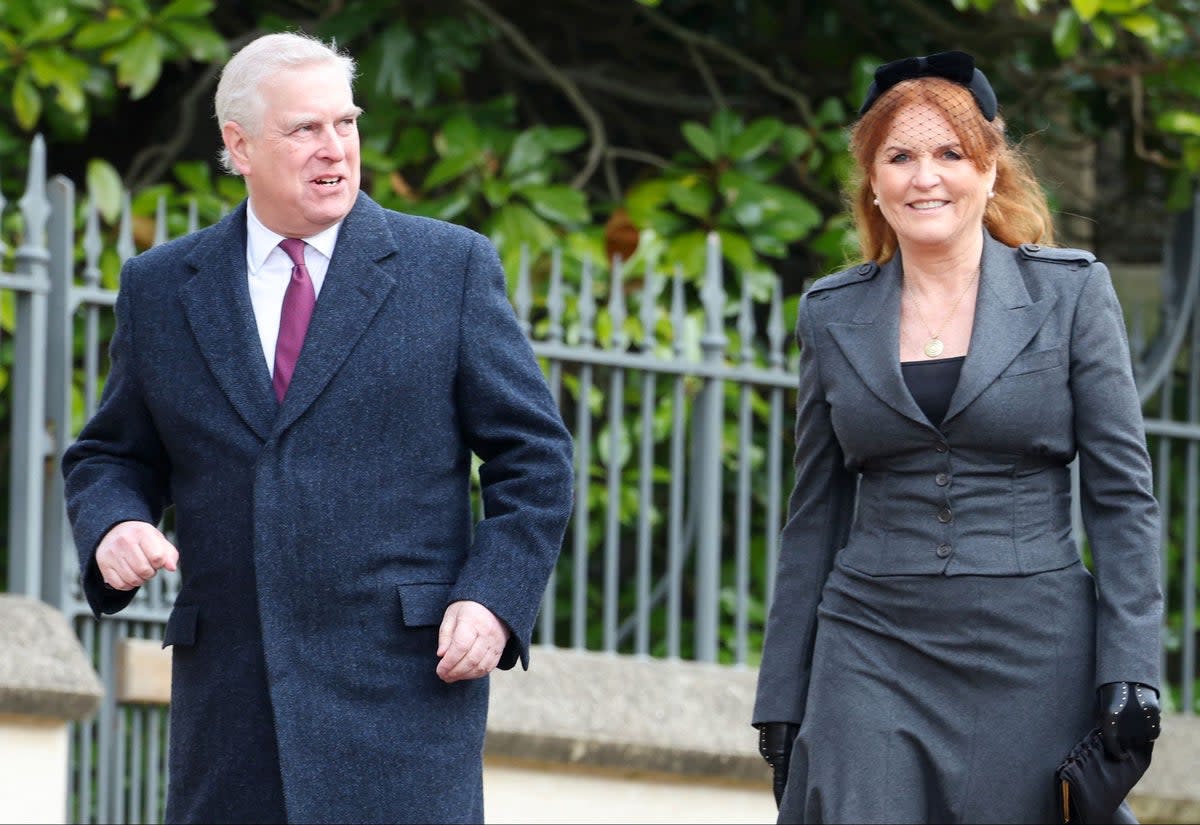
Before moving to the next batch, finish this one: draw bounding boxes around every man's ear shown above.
[222,121,252,176]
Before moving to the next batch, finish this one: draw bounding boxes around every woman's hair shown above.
[214,31,358,175]
[847,76,1054,263]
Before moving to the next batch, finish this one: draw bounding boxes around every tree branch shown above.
[465,0,606,190]
[636,4,817,125]
[688,41,726,110]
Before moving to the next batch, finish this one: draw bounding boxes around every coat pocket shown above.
[1002,347,1063,377]
[161,604,199,648]
[396,582,453,627]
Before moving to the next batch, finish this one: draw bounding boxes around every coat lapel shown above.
[942,233,1056,424]
[271,194,399,436]
[827,256,933,427]
[178,204,278,441]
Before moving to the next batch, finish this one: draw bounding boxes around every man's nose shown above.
[315,125,347,160]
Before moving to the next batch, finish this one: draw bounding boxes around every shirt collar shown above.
[245,203,343,272]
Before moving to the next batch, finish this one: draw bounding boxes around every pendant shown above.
[924,337,945,358]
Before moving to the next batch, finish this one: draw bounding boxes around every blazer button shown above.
[858,263,873,276]
[936,544,952,558]
[935,472,950,486]
[934,441,949,453]
[937,507,953,523]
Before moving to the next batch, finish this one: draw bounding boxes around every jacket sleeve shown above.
[446,233,575,671]
[1070,262,1163,690]
[753,291,858,725]
[61,261,172,619]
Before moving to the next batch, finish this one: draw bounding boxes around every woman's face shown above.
[869,102,996,255]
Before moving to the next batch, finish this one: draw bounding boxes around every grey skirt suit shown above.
[753,233,1162,824]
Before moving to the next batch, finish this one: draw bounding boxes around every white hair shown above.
[214,31,357,175]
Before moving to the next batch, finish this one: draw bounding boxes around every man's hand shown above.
[436,600,511,684]
[95,520,179,590]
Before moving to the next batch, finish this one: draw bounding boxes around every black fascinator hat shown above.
[859,51,997,121]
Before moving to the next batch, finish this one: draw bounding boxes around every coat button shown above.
[937,507,953,523]
[936,544,952,558]
[934,441,949,453]
[935,472,950,486]
[1026,243,1041,252]
[858,263,873,276]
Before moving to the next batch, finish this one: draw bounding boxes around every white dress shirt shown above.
[245,204,342,377]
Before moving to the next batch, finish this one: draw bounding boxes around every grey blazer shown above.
[753,231,1162,725]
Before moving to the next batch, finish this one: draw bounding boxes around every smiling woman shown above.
[753,51,1163,825]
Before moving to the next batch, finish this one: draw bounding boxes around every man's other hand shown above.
[436,600,511,683]
[96,520,179,590]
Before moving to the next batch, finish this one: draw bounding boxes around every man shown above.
[63,31,574,824]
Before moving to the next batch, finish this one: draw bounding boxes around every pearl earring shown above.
[987,190,995,199]
[873,196,880,206]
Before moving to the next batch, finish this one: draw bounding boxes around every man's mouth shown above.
[313,176,342,186]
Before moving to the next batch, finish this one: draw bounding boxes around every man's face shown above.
[223,62,362,238]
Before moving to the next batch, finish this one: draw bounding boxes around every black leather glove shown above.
[757,722,800,808]
[1098,681,1161,760]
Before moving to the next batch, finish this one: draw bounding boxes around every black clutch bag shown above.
[1055,728,1152,824]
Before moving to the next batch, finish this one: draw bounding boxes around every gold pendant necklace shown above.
[906,267,979,359]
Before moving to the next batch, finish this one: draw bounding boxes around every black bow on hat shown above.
[858,50,998,121]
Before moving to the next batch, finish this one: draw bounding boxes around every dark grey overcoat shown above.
[63,193,575,824]
[753,232,1162,823]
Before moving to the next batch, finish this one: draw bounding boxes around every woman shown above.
[753,51,1163,824]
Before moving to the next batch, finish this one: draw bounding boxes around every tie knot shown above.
[279,237,307,267]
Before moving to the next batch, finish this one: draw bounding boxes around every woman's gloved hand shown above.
[757,722,800,808]
[1098,681,1161,760]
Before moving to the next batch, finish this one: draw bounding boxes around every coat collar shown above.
[178,193,400,440]
[828,231,1056,429]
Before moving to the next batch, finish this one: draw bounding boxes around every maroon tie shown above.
[273,238,316,402]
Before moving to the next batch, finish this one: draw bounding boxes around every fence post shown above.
[42,175,76,611]
[694,233,727,662]
[7,135,52,598]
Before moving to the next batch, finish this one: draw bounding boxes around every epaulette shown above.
[1018,243,1095,267]
[808,261,880,295]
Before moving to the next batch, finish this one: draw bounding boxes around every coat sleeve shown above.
[61,261,172,619]
[1070,262,1163,691]
[446,233,575,671]
[753,291,858,725]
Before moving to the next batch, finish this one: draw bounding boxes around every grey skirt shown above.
[780,557,1103,824]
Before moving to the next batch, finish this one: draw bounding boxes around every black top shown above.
[901,355,965,426]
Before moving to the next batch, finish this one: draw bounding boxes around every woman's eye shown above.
[889,152,910,163]
[942,149,963,160]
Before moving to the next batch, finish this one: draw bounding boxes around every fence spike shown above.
[640,257,657,351]
[609,254,628,349]
[768,277,786,370]
[187,199,199,235]
[700,232,728,361]
[117,192,136,263]
[153,195,168,247]
[18,134,51,252]
[547,247,564,345]
[579,256,596,347]
[671,263,685,357]
[83,199,102,287]
[737,278,754,365]
[515,244,532,336]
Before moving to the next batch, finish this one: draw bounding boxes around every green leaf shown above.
[21,7,74,44]
[1157,110,1200,136]
[73,18,138,49]
[482,178,512,207]
[488,203,557,256]
[1090,17,1116,47]
[667,177,715,219]
[402,191,472,222]
[87,158,124,223]
[716,230,757,272]
[435,114,483,158]
[160,21,227,61]
[666,231,707,277]
[1117,13,1159,39]
[779,126,814,160]
[1071,0,1102,19]
[13,71,41,130]
[1053,9,1083,58]
[172,160,213,194]
[521,184,589,225]
[728,118,783,163]
[682,121,719,162]
[505,130,550,179]
[112,29,165,99]
[159,0,215,20]
[710,109,741,154]
[542,126,586,153]
[424,152,479,190]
